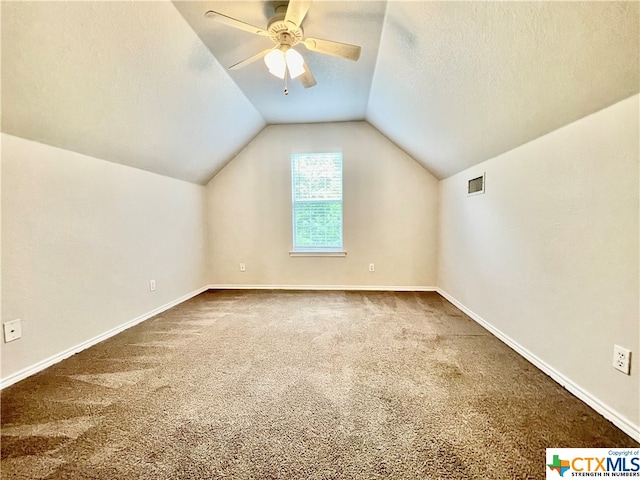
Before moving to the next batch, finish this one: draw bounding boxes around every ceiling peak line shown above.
[364,0,391,116]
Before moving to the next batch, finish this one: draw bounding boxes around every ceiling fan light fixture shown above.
[264,46,305,80]
[264,49,286,79]
[285,48,305,79]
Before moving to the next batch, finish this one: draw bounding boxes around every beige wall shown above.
[3,104,637,438]
[206,122,439,288]
[1,134,208,382]
[438,95,640,429]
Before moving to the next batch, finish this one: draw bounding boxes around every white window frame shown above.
[290,152,346,257]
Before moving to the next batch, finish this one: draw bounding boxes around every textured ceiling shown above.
[1,1,265,184]
[2,1,638,184]
[368,1,639,178]
[173,1,386,124]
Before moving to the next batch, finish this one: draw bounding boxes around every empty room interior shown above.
[1,1,639,478]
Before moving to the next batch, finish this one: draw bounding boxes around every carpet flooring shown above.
[1,290,637,479]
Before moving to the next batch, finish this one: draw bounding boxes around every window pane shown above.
[292,153,342,201]
[293,201,342,248]
[292,153,343,251]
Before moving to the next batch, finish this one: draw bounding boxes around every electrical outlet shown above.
[369,263,375,272]
[613,345,631,375]
[149,279,156,292]
[4,320,22,343]
[240,263,246,272]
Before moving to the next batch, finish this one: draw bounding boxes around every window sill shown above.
[289,251,347,257]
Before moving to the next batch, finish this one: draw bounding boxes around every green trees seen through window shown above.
[291,153,343,251]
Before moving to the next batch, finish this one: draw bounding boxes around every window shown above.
[291,152,343,254]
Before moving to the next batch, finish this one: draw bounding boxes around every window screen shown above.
[291,152,343,252]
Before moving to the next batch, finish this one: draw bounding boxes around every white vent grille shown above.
[468,174,485,196]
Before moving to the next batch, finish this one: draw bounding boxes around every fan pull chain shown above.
[283,67,289,95]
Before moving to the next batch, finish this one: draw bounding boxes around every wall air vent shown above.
[468,173,485,196]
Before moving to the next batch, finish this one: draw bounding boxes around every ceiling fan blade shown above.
[303,37,361,61]
[299,62,317,88]
[204,10,269,36]
[228,48,275,70]
[284,0,312,29]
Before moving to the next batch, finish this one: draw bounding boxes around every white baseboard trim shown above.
[436,288,640,442]
[0,285,209,390]
[7,284,635,441]
[206,284,438,292]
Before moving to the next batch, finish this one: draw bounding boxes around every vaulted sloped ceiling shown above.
[368,1,639,178]
[2,1,638,184]
[1,1,266,184]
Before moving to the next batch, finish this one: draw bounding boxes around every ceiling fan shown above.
[204,0,361,93]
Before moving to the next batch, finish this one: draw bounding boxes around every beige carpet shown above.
[1,290,637,479]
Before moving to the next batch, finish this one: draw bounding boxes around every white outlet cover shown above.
[4,319,22,342]
[613,345,631,375]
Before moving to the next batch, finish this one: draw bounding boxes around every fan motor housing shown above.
[267,12,303,46]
